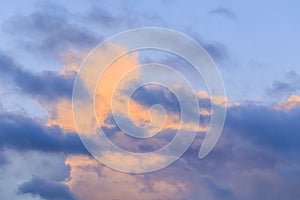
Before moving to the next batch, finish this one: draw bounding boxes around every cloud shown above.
[65,155,187,200]
[33,43,217,138]
[210,7,236,20]
[8,45,296,198]
[0,111,88,155]
[0,151,7,167]
[84,6,122,28]
[2,6,299,197]
[0,149,73,200]
[267,81,296,97]
[2,5,99,58]
[47,43,142,134]
[123,85,214,132]
[180,27,231,64]
[14,97,297,200]
[130,84,181,114]
[46,98,78,132]
[157,102,300,200]
[83,5,163,30]
[18,177,78,200]
[57,98,300,199]
[266,70,300,98]
[0,52,74,100]
[225,103,300,154]
[275,95,300,111]
[93,44,140,126]
[203,41,230,63]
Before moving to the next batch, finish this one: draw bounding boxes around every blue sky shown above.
[0,1,300,200]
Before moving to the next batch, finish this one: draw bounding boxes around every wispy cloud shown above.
[210,7,237,20]
[2,6,100,58]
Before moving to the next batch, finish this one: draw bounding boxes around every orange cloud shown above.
[64,155,187,200]
[94,44,140,126]
[275,95,300,111]
[46,98,76,132]
[47,45,226,136]
[46,44,140,133]
[197,91,230,107]
[59,50,87,76]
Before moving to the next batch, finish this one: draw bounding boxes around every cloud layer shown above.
[0,1,299,200]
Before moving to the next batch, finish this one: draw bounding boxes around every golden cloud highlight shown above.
[64,155,187,200]
[275,95,300,111]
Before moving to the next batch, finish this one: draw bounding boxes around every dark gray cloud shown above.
[266,70,300,98]
[0,53,74,100]
[2,6,100,57]
[135,100,300,199]
[18,177,77,200]
[128,84,211,122]
[202,42,230,63]
[0,111,88,155]
[157,103,300,200]
[225,104,300,153]
[210,7,236,20]
[130,84,181,114]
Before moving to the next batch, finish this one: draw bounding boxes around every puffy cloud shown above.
[64,155,187,200]
[93,44,141,126]
[275,95,300,111]
[53,99,300,200]
[46,44,141,133]
[151,102,300,200]
[0,150,74,200]
[46,98,77,132]
[59,51,86,76]
[1,2,299,200]
[1,51,300,200]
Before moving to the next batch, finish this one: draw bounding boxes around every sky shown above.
[0,0,300,199]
